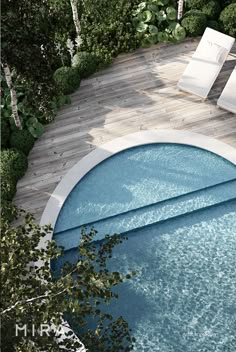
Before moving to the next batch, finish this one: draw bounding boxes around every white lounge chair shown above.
[217,66,236,114]
[178,27,235,99]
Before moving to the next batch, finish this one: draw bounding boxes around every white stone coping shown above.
[40,129,236,233]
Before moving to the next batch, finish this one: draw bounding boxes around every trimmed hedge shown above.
[72,52,98,78]
[0,149,28,182]
[10,129,35,156]
[53,66,81,95]
[219,3,236,36]
[181,11,207,36]
[202,0,221,19]
[186,0,205,9]
[1,119,10,148]
[0,200,18,222]
[1,176,17,201]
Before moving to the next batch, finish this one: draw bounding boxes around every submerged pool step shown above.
[54,178,236,250]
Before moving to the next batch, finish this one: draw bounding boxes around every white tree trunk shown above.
[70,0,81,37]
[177,0,184,20]
[2,63,22,129]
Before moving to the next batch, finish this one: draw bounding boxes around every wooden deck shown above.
[14,39,236,222]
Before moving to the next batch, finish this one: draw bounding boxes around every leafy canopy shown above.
[0,209,135,351]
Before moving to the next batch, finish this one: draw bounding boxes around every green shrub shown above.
[10,129,35,156]
[207,20,221,31]
[219,3,236,36]
[72,52,98,78]
[186,0,205,9]
[0,200,18,222]
[80,0,140,65]
[53,66,81,95]
[202,0,221,19]
[1,119,10,148]
[0,149,28,182]
[1,176,17,201]
[181,11,207,36]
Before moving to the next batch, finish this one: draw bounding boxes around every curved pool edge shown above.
[40,129,236,235]
[39,129,236,351]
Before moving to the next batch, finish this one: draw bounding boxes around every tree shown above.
[177,0,184,20]
[70,0,82,44]
[1,63,22,129]
[0,209,135,351]
[1,0,60,127]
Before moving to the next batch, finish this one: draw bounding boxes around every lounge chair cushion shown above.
[196,41,227,63]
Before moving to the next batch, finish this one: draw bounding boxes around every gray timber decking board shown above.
[14,38,236,222]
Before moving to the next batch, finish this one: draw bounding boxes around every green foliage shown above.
[0,200,18,223]
[207,19,221,31]
[53,66,81,95]
[72,51,98,78]
[10,129,35,156]
[181,10,207,36]
[1,212,135,351]
[202,0,221,19]
[0,148,28,182]
[1,119,10,147]
[80,0,140,65]
[1,176,17,201]
[26,117,44,138]
[219,3,236,36]
[219,0,236,8]
[1,0,58,86]
[133,0,186,47]
[186,0,205,9]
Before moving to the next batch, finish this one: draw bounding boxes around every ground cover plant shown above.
[132,0,186,46]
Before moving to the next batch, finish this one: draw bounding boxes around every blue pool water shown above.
[53,144,236,351]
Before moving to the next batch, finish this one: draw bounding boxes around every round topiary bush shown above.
[1,176,17,201]
[186,0,205,9]
[219,3,236,36]
[1,119,10,148]
[202,0,221,19]
[10,129,35,156]
[72,52,98,78]
[0,149,28,182]
[181,11,207,36]
[53,66,81,95]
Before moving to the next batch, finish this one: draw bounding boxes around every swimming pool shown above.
[52,142,236,351]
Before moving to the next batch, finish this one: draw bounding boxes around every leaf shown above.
[147,4,159,13]
[26,117,38,128]
[172,23,186,42]
[141,34,157,47]
[149,25,158,34]
[138,1,146,10]
[153,0,164,5]
[168,21,178,31]
[136,22,148,33]
[166,7,177,21]
[138,10,153,23]
[156,10,167,22]
[27,121,44,138]
[157,31,169,43]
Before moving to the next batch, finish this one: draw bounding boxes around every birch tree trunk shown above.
[2,63,22,129]
[70,0,81,37]
[177,0,184,20]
